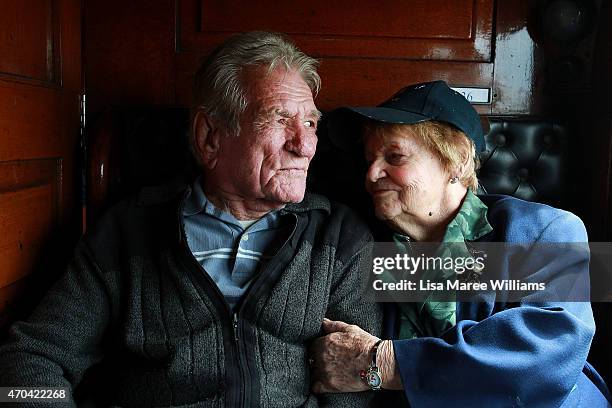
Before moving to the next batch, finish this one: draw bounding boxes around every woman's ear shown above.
[193,110,220,170]
[455,162,467,180]
[455,143,473,178]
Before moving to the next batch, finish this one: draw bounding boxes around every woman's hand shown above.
[309,318,403,393]
[310,319,378,393]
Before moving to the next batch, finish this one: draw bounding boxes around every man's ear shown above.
[193,110,220,170]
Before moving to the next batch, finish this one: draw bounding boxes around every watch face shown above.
[367,371,382,388]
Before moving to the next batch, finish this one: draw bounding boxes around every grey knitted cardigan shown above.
[0,182,382,407]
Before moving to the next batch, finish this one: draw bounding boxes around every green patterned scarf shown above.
[392,190,493,339]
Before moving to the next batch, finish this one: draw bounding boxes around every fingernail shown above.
[323,318,330,322]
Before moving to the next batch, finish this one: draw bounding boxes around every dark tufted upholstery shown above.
[478,118,573,209]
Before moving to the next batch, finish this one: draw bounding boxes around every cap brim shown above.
[326,106,431,152]
[346,106,431,125]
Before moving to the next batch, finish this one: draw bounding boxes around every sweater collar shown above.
[441,189,493,243]
[137,178,330,215]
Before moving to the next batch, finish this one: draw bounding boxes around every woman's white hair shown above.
[363,120,481,191]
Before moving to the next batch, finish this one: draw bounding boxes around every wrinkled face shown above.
[364,127,451,222]
[214,67,319,205]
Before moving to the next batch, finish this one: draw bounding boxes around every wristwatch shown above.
[360,339,383,390]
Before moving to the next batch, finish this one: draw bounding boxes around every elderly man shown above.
[0,32,381,407]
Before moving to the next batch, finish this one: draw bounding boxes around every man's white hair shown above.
[192,31,320,146]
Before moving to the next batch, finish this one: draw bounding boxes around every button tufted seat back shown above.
[478,118,573,209]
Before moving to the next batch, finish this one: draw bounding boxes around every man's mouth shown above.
[368,182,398,193]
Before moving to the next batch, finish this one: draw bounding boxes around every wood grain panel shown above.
[175,53,493,113]
[491,1,542,115]
[0,0,81,328]
[0,0,59,85]
[200,1,473,38]
[316,58,493,113]
[84,0,176,114]
[0,160,60,288]
[0,188,57,287]
[179,0,493,61]
[0,83,66,161]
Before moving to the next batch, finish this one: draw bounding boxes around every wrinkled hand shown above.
[309,318,380,393]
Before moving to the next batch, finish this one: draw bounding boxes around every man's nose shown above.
[285,125,317,158]
[367,160,386,183]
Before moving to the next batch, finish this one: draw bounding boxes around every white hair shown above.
[192,31,320,137]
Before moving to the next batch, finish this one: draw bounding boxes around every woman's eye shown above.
[386,154,405,165]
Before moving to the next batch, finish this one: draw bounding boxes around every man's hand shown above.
[309,318,380,393]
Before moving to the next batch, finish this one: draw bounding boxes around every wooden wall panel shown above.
[0,0,81,328]
[199,1,475,38]
[86,0,605,116]
[0,83,65,160]
[491,1,543,115]
[0,185,56,287]
[84,0,496,118]
[0,160,60,288]
[175,0,494,112]
[179,0,493,61]
[176,53,493,114]
[0,0,59,85]
[318,60,493,114]
[84,0,176,116]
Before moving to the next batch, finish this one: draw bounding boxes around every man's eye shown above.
[278,118,289,125]
[304,120,316,128]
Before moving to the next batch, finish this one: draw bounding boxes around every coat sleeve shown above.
[318,209,383,407]
[393,211,599,407]
[0,240,111,407]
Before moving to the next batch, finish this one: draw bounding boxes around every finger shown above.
[322,319,350,334]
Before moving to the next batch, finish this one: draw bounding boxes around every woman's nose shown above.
[367,160,386,183]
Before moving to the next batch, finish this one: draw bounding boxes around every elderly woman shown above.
[310,81,611,407]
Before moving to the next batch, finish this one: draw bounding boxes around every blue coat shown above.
[385,194,611,407]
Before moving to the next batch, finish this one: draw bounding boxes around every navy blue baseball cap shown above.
[329,80,485,152]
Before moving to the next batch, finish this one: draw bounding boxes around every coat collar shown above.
[136,178,331,215]
[442,189,493,243]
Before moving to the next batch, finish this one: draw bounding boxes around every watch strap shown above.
[371,339,383,367]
